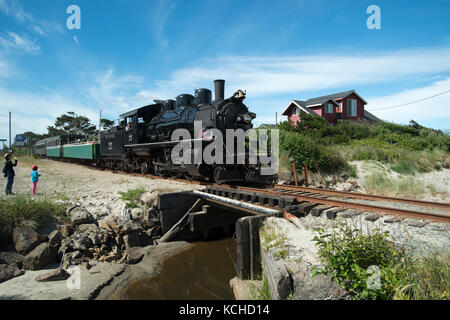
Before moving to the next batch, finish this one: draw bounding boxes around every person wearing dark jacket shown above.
[3,154,17,195]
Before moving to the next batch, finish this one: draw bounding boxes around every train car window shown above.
[138,117,145,124]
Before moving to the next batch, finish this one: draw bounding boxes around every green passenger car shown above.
[62,143,100,160]
[46,146,61,157]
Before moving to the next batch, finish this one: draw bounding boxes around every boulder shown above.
[0,251,24,268]
[78,224,100,233]
[99,252,119,263]
[123,231,141,249]
[126,247,144,264]
[35,267,70,282]
[48,230,63,247]
[104,217,143,235]
[70,208,94,226]
[98,219,113,232]
[22,242,58,271]
[143,208,159,229]
[12,226,43,255]
[140,191,159,206]
[60,232,94,253]
[130,208,144,220]
[0,264,24,284]
[61,251,85,269]
[92,206,110,220]
[57,224,73,238]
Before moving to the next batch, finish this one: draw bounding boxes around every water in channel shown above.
[118,238,237,300]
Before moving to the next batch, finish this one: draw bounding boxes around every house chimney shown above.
[214,79,225,102]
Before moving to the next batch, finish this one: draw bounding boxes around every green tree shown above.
[47,112,97,137]
[100,118,114,130]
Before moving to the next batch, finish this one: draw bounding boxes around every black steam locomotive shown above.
[35,80,277,184]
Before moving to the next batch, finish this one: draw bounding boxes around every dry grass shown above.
[363,171,426,198]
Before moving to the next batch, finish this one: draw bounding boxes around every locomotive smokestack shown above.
[214,79,225,102]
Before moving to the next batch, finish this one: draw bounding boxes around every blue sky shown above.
[1,0,450,144]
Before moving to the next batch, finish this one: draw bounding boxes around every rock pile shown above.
[0,190,162,284]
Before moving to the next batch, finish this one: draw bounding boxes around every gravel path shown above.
[2,158,204,217]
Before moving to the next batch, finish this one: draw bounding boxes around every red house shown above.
[282,90,381,126]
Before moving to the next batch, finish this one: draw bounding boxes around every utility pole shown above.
[98,109,102,142]
[9,111,11,150]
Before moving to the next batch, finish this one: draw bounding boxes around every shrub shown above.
[280,130,348,173]
[312,222,409,300]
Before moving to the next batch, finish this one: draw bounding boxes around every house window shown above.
[347,99,357,117]
[292,107,299,116]
[325,103,334,114]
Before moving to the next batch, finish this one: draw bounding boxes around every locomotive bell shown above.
[233,89,246,100]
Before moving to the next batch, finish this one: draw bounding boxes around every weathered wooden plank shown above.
[248,217,263,280]
[236,218,250,280]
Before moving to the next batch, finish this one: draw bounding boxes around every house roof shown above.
[364,110,382,122]
[282,100,320,116]
[258,124,277,129]
[282,90,368,116]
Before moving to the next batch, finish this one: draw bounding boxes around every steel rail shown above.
[273,185,450,211]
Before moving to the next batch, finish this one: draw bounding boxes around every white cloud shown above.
[87,68,147,114]
[142,47,450,99]
[150,0,176,47]
[366,77,450,124]
[0,87,99,143]
[0,31,40,54]
[0,54,12,77]
[0,0,32,23]
[0,0,63,36]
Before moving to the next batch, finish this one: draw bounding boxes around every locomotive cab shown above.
[100,103,162,161]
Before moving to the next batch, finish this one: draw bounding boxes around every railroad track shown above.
[273,184,450,211]
[200,184,450,223]
[70,162,450,223]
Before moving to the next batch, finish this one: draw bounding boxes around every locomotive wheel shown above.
[117,162,125,172]
[169,171,181,178]
[154,165,168,177]
[213,166,225,184]
[183,172,194,181]
[140,163,148,175]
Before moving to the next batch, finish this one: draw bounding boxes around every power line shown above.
[368,88,450,111]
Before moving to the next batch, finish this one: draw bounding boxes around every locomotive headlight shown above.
[243,113,253,123]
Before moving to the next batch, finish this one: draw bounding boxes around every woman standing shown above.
[3,153,17,195]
